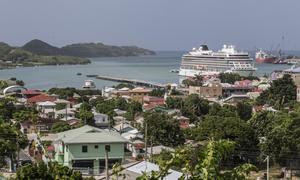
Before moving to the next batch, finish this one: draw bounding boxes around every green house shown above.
[54,125,128,174]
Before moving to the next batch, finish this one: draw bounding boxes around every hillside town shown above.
[1,65,300,179]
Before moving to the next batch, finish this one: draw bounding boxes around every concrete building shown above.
[297,85,300,102]
[129,87,151,103]
[54,125,128,175]
[189,82,222,99]
[93,113,109,128]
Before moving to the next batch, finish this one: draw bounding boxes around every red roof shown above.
[22,89,42,95]
[27,94,56,104]
[47,145,55,151]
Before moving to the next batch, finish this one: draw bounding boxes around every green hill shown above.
[22,39,60,55]
[22,40,155,58]
[0,42,90,68]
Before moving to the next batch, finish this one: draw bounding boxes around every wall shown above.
[65,143,125,164]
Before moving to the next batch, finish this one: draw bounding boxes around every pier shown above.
[91,75,166,88]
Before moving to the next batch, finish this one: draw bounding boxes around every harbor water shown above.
[0,51,294,90]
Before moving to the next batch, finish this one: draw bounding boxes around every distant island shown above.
[0,39,156,69]
[22,39,155,57]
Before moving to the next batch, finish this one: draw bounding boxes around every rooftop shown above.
[56,125,128,144]
[27,94,56,103]
[125,161,183,180]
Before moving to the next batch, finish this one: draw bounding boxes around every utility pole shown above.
[264,156,269,180]
[144,121,147,161]
[105,145,110,180]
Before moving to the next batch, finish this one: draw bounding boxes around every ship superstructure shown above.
[179,45,256,77]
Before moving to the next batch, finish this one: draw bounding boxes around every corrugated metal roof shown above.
[56,125,128,144]
[127,161,183,180]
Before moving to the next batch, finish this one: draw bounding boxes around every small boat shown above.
[170,69,179,73]
[82,80,96,89]
[86,74,97,77]
[77,73,82,76]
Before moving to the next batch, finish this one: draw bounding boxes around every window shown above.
[95,145,98,149]
[82,145,88,153]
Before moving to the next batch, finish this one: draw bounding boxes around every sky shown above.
[0,0,300,51]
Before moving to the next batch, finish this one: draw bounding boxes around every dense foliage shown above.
[187,115,258,149]
[138,140,257,179]
[13,162,94,180]
[149,88,165,97]
[0,123,28,168]
[22,39,155,57]
[143,112,185,147]
[218,73,259,84]
[256,74,296,109]
[51,122,72,133]
[48,87,101,99]
[182,75,203,87]
[249,110,300,164]
[166,94,209,123]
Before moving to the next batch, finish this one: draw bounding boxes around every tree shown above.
[0,98,16,122]
[51,122,71,133]
[165,97,184,109]
[219,73,242,84]
[189,115,258,149]
[218,73,259,84]
[181,94,209,123]
[236,101,252,121]
[114,83,134,89]
[79,102,94,125]
[55,103,67,110]
[13,162,94,180]
[182,75,203,87]
[208,103,237,117]
[137,140,257,180]
[143,112,185,147]
[256,74,296,109]
[0,123,28,168]
[149,88,165,97]
[125,101,142,121]
[251,111,300,163]
[0,80,8,90]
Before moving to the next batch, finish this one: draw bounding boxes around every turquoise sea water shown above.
[0,51,293,90]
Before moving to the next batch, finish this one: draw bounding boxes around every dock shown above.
[91,75,166,88]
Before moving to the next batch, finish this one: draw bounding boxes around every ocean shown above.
[0,51,293,90]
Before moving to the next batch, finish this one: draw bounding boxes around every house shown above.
[145,145,174,157]
[114,109,127,116]
[297,85,300,102]
[221,94,250,105]
[129,87,151,103]
[189,81,222,99]
[153,106,180,115]
[234,80,253,87]
[173,115,190,129]
[54,99,71,108]
[21,89,42,99]
[20,119,62,134]
[94,113,109,128]
[36,101,56,118]
[112,87,131,97]
[120,161,184,180]
[53,125,128,174]
[143,96,165,105]
[55,108,76,120]
[102,87,116,98]
[114,122,144,158]
[27,94,56,105]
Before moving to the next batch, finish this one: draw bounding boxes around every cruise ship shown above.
[179,45,256,78]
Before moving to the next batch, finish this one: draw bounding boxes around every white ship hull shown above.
[179,68,254,78]
[179,44,256,78]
